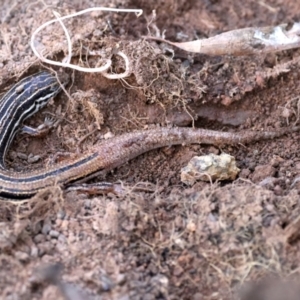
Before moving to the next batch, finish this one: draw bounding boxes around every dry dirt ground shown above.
[2,0,300,299]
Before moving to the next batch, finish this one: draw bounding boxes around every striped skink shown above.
[0,71,299,201]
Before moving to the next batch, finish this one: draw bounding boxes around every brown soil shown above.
[1,0,300,299]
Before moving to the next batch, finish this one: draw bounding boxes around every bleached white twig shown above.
[31,7,143,78]
[101,51,131,79]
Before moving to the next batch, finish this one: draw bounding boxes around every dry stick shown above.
[143,23,300,56]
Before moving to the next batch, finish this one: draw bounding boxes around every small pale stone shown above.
[60,220,69,230]
[104,132,114,139]
[49,230,60,238]
[174,238,186,249]
[116,274,126,285]
[31,246,39,257]
[15,251,29,262]
[84,200,92,209]
[34,234,45,243]
[28,154,40,163]
[17,152,27,160]
[56,219,62,227]
[57,209,66,219]
[58,234,67,243]
[42,223,51,235]
[281,107,292,119]
[186,221,196,232]
[181,153,240,185]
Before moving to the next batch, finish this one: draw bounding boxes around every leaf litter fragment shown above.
[144,23,300,56]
